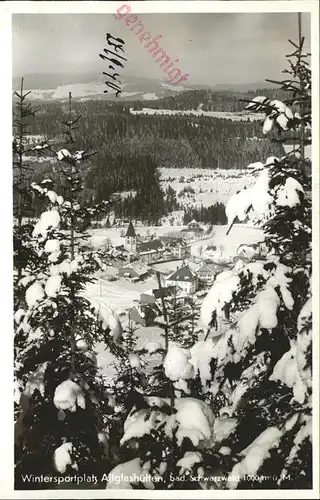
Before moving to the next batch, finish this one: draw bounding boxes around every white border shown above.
[1,2,319,499]
[1,0,319,14]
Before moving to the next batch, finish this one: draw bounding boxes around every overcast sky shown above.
[12,12,311,85]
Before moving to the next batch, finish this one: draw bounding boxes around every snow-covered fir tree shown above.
[13,79,50,308]
[14,93,126,487]
[104,33,312,491]
[12,25,313,491]
[13,79,54,419]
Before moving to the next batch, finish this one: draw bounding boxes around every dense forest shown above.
[18,89,289,223]
[183,202,227,225]
[129,87,289,112]
[24,99,286,169]
[87,154,166,224]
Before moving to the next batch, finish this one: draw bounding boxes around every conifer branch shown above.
[156,271,175,410]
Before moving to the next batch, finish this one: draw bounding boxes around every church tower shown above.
[125,220,137,254]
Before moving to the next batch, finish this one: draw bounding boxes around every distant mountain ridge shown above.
[212,81,278,92]
[12,73,277,102]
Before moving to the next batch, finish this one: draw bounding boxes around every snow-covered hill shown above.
[13,73,277,103]
[13,74,199,102]
[160,168,257,208]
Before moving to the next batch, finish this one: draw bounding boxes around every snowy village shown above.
[10,6,315,496]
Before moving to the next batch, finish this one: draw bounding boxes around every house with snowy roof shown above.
[180,220,204,241]
[197,263,220,285]
[128,301,158,327]
[165,266,198,294]
[140,285,188,306]
[181,220,204,233]
[109,244,130,257]
[164,237,191,259]
[137,238,166,263]
[118,261,149,281]
[139,289,158,305]
[236,242,269,260]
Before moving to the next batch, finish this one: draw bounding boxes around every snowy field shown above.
[85,275,159,316]
[26,82,106,100]
[151,260,185,275]
[25,80,189,101]
[130,107,265,122]
[160,167,257,207]
[191,224,264,258]
[95,323,164,381]
[86,277,166,380]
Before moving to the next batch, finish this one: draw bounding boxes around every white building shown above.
[165,266,198,295]
[137,239,166,263]
[167,239,191,259]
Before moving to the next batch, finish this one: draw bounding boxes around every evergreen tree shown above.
[165,185,180,213]
[195,27,312,489]
[13,80,54,421]
[104,26,312,491]
[183,202,227,226]
[14,92,124,488]
[13,79,48,305]
[163,291,200,350]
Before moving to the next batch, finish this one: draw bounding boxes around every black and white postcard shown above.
[0,1,319,498]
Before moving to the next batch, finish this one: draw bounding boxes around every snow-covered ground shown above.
[25,84,147,101]
[26,82,106,100]
[85,275,159,316]
[86,276,165,379]
[23,78,192,101]
[161,83,193,92]
[25,134,46,141]
[95,323,164,381]
[160,167,257,207]
[191,224,264,259]
[151,260,185,275]
[130,108,264,122]
[160,210,185,226]
[87,222,263,381]
[142,93,158,100]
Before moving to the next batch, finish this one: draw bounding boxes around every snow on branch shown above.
[225,154,307,234]
[227,414,299,489]
[241,96,298,134]
[53,379,86,412]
